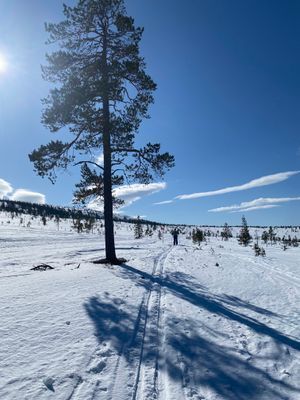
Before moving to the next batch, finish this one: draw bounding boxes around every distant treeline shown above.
[190,224,300,230]
[0,199,100,220]
[0,199,162,226]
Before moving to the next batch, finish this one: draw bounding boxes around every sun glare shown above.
[0,53,8,74]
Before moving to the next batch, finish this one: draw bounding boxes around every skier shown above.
[172,228,179,246]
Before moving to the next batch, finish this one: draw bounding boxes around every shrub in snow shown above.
[221,223,232,240]
[192,228,205,245]
[253,243,266,257]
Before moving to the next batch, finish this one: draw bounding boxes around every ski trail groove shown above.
[131,246,172,400]
[48,246,173,400]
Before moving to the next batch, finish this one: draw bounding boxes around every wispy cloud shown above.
[0,178,13,198]
[11,189,46,204]
[154,199,174,205]
[88,182,167,211]
[231,205,280,213]
[176,171,300,200]
[209,196,300,213]
[114,182,166,207]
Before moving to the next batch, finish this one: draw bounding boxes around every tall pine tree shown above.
[29,0,174,264]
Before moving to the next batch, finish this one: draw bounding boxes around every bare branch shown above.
[74,160,104,171]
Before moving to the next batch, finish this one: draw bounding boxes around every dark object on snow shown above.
[93,258,127,265]
[66,321,71,325]
[43,377,55,392]
[75,263,80,269]
[215,263,219,267]
[31,264,54,271]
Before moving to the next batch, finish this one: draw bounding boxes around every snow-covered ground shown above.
[0,214,300,399]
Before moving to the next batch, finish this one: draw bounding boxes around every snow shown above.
[0,213,300,399]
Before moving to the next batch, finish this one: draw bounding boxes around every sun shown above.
[0,53,8,74]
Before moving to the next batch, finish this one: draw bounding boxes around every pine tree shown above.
[238,216,252,246]
[268,226,276,244]
[73,218,84,233]
[221,222,232,241]
[145,225,153,236]
[192,228,204,245]
[261,230,269,244]
[29,0,174,264]
[134,216,143,239]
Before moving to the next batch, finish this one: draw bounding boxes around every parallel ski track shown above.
[72,245,172,400]
[130,246,173,400]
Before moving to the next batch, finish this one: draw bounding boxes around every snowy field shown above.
[0,214,300,400]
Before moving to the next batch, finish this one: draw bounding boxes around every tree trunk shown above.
[102,28,117,263]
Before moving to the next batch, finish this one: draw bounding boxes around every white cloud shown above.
[0,178,13,198]
[0,178,46,204]
[154,200,174,205]
[114,182,166,208]
[11,189,46,204]
[95,153,104,166]
[87,182,167,211]
[176,171,300,200]
[231,205,280,213]
[209,196,300,213]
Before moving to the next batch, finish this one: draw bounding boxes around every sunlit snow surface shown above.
[0,213,299,400]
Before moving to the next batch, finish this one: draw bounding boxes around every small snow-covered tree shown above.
[238,216,252,246]
[145,225,153,236]
[261,230,269,244]
[73,218,84,233]
[41,215,47,226]
[268,226,276,244]
[221,222,232,241]
[134,216,143,239]
[192,228,204,245]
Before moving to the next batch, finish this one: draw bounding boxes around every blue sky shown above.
[0,0,299,225]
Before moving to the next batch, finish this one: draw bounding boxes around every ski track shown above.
[65,245,172,400]
[128,246,172,400]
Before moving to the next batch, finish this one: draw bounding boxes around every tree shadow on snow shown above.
[116,264,300,351]
[84,264,300,399]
